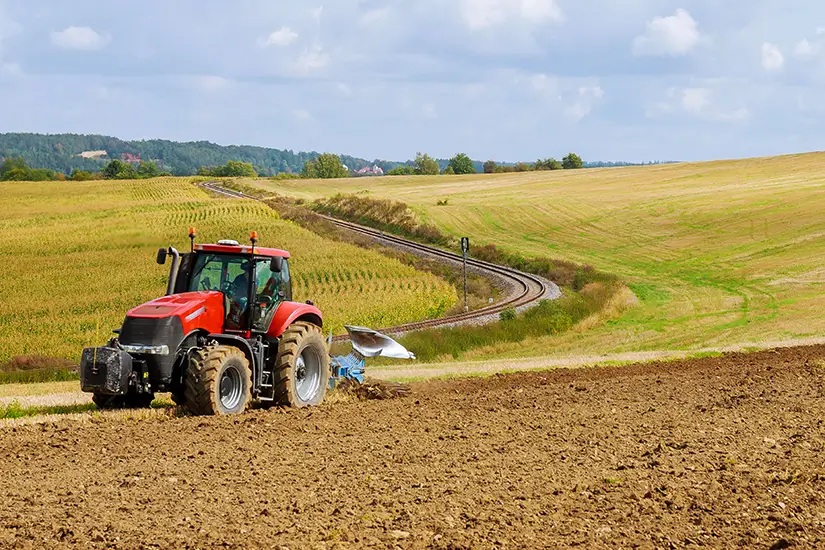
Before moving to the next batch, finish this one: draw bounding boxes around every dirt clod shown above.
[335,377,411,400]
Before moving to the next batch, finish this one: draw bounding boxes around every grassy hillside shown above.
[246,151,825,357]
[0,178,456,362]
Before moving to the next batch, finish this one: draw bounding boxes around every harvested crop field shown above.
[3,346,825,549]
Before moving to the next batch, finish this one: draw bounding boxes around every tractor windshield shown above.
[188,253,288,332]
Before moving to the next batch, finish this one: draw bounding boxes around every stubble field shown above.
[247,152,825,361]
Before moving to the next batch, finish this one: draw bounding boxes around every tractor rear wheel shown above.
[274,322,330,407]
[184,345,252,416]
[92,392,154,410]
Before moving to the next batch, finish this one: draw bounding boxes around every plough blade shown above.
[329,325,415,387]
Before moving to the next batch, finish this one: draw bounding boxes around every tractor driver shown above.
[227,260,252,327]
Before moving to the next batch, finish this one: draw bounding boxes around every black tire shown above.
[92,392,154,410]
[274,322,330,407]
[184,345,252,415]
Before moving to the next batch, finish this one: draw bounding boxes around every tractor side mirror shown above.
[156,247,167,265]
[270,256,283,273]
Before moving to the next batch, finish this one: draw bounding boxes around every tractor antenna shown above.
[250,231,258,254]
[188,227,196,252]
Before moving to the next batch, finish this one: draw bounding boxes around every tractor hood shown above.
[127,291,222,320]
[125,291,226,335]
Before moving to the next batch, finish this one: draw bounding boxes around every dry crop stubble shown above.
[245,152,825,359]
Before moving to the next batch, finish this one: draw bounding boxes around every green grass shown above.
[0,178,456,363]
[244,151,825,359]
[0,401,97,419]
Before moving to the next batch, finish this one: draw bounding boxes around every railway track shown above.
[201,182,560,340]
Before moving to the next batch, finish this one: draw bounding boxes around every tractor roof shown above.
[195,243,291,258]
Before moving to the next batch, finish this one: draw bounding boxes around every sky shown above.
[0,1,823,163]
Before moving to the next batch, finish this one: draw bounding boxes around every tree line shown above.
[0,150,588,182]
[0,157,171,182]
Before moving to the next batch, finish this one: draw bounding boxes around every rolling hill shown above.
[245,151,825,359]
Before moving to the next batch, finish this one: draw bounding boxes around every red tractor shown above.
[80,229,330,415]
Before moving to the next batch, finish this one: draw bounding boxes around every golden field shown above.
[246,152,825,358]
[0,178,456,362]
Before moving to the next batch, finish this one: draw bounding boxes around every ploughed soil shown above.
[2,346,825,549]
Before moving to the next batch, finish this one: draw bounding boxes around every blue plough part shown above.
[328,325,415,388]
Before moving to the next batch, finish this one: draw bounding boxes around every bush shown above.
[198,160,257,178]
[500,307,516,321]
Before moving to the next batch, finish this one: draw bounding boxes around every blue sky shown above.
[0,1,823,163]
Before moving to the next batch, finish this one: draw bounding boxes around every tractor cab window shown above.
[189,254,253,331]
[251,258,285,332]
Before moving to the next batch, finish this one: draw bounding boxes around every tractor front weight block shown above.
[80,346,133,395]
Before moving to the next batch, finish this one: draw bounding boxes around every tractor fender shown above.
[205,334,256,367]
[267,302,323,338]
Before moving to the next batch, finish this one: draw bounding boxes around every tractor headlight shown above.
[120,344,170,356]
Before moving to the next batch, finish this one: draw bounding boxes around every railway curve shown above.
[201,182,560,341]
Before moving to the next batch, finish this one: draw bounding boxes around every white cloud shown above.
[461,0,562,31]
[291,108,313,121]
[530,74,559,95]
[312,6,324,21]
[259,27,298,47]
[632,9,701,56]
[761,42,784,71]
[334,82,352,97]
[647,86,748,123]
[421,102,438,119]
[564,86,604,122]
[681,87,710,113]
[795,39,813,56]
[290,45,329,75]
[51,26,110,51]
[0,62,21,78]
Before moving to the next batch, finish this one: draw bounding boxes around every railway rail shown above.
[201,182,560,341]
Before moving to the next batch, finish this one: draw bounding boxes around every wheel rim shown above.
[219,366,243,410]
[295,346,322,402]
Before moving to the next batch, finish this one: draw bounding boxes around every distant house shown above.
[355,165,385,177]
[121,152,141,163]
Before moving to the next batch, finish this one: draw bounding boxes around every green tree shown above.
[70,169,94,181]
[302,153,349,179]
[562,153,583,170]
[483,160,497,174]
[448,153,476,175]
[443,165,455,175]
[0,157,58,181]
[217,160,257,177]
[136,161,161,179]
[413,152,440,175]
[547,158,563,170]
[0,157,28,179]
[387,165,415,176]
[103,160,137,180]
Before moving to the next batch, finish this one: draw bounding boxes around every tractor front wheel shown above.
[274,322,330,407]
[184,345,252,416]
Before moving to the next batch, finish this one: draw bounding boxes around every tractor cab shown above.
[170,239,293,333]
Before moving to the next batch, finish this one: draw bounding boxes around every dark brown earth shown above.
[3,345,825,549]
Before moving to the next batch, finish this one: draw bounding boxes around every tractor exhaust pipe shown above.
[165,247,181,296]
